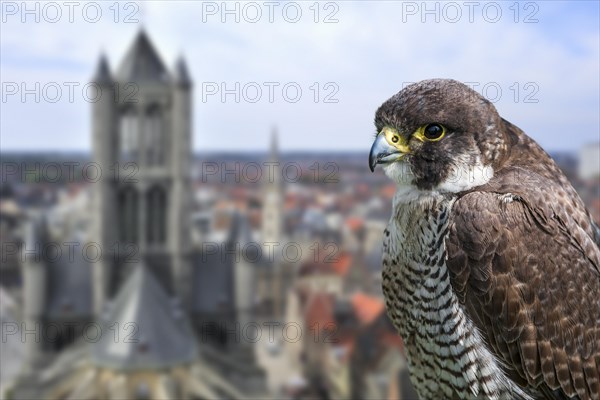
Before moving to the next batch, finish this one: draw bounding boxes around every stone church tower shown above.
[91,30,193,315]
[260,128,286,316]
[12,30,269,400]
[261,128,283,250]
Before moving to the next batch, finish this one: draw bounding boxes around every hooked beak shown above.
[368,131,409,172]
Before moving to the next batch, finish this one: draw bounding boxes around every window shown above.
[145,105,164,166]
[119,107,139,161]
[118,187,139,243]
[146,186,167,244]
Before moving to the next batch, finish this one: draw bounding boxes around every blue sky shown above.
[1,1,599,153]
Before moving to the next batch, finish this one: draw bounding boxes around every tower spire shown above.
[174,55,192,88]
[116,28,169,82]
[93,53,112,84]
[269,126,279,162]
[262,127,284,317]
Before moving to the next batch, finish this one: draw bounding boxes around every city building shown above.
[10,30,267,400]
[578,143,600,180]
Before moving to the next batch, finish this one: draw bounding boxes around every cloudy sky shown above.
[1,1,598,153]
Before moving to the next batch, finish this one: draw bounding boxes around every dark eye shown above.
[423,123,445,141]
[391,136,399,143]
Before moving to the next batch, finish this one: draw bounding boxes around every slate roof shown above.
[174,56,192,87]
[116,30,170,83]
[192,212,261,314]
[23,215,92,320]
[46,237,93,319]
[192,249,234,315]
[93,54,112,84]
[91,264,198,370]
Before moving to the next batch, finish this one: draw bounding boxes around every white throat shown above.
[384,156,494,199]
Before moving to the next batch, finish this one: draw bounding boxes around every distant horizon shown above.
[0,148,591,156]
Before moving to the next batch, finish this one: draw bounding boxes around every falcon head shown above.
[369,79,507,193]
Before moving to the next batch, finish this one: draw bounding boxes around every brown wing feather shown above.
[446,177,600,399]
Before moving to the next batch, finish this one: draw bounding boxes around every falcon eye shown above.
[391,136,399,143]
[423,123,445,141]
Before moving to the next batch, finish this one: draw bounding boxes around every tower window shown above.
[118,187,139,243]
[145,105,164,166]
[146,186,167,244]
[119,107,139,161]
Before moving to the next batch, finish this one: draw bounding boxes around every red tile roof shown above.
[304,292,336,331]
[381,331,404,351]
[381,184,396,199]
[299,252,353,277]
[330,253,352,277]
[345,217,364,231]
[351,292,385,326]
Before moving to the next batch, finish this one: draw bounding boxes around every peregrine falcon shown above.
[369,79,600,400]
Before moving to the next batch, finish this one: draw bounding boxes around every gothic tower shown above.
[261,128,285,317]
[261,128,283,248]
[91,30,193,316]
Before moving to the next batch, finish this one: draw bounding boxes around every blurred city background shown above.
[1,2,599,399]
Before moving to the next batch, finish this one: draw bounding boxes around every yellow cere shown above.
[381,126,411,154]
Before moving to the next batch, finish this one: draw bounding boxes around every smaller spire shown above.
[93,54,113,84]
[174,56,192,88]
[264,126,282,189]
[269,126,279,161]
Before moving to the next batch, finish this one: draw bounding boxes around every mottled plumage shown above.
[370,79,600,399]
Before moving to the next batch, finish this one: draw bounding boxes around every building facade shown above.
[91,30,193,314]
[12,30,267,400]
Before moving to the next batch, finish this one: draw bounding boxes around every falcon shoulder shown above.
[445,173,600,400]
